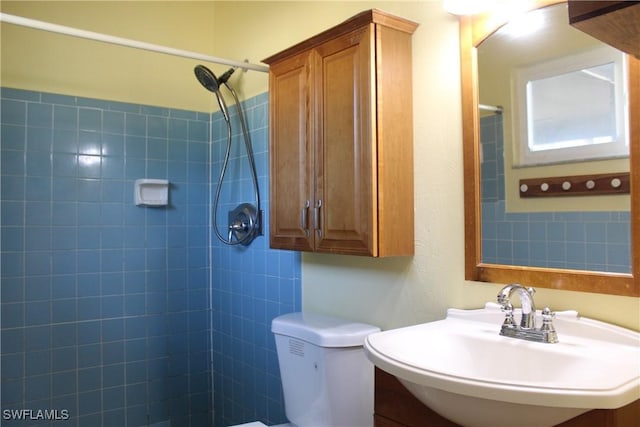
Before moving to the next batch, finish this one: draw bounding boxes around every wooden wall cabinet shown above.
[568,1,640,58]
[375,368,640,427]
[263,10,417,257]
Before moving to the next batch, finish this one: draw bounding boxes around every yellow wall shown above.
[1,0,220,112]
[2,1,638,330]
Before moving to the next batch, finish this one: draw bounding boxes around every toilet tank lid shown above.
[271,312,380,347]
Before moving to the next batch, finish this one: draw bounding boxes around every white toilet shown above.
[270,312,381,427]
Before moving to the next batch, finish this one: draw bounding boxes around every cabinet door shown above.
[269,50,315,251]
[314,25,377,256]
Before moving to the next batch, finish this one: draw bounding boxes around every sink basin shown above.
[364,303,640,427]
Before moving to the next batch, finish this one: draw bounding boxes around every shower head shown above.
[194,64,230,122]
[194,65,221,93]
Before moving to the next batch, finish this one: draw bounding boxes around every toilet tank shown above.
[272,312,380,427]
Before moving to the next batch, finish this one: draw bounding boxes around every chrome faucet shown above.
[496,284,558,343]
[497,284,536,328]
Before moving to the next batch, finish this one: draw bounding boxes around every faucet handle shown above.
[540,307,559,343]
[541,307,555,331]
[501,302,516,327]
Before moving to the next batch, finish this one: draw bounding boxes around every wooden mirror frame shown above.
[461,0,639,296]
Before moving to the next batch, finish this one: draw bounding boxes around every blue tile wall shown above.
[480,114,631,272]
[1,87,302,427]
[1,88,212,427]
[209,92,302,426]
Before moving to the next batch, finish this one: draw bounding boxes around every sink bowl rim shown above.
[363,306,640,410]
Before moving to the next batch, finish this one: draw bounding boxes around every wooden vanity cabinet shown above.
[568,1,640,58]
[374,368,640,427]
[263,10,417,257]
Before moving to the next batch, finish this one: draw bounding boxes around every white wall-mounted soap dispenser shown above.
[134,179,169,206]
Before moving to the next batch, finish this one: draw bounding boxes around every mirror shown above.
[460,0,639,296]
[479,3,630,273]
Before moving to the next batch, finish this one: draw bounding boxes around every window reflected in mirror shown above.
[514,46,628,166]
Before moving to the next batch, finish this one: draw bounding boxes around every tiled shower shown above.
[0,87,301,426]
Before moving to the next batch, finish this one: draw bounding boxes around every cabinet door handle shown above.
[313,199,322,237]
[301,200,310,236]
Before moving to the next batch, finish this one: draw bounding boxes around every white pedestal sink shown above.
[364,303,640,427]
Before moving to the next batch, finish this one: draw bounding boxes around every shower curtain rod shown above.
[479,104,503,113]
[0,12,270,73]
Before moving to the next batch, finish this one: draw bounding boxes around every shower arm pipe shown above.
[0,12,269,73]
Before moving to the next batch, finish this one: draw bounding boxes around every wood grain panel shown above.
[264,9,417,257]
[315,26,374,255]
[375,23,415,257]
[569,1,640,58]
[268,51,315,251]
